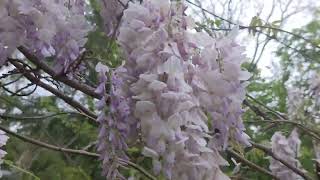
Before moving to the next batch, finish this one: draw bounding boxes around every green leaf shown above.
[215,19,222,27]
[249,16,263,36]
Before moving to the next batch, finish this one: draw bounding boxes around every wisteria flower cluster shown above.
[286,87,305,120]
[95,62,137,178]
[269,128,303,180]
[99,0,129,36]
[0,130,8,178]
[286,72,320,121]
[309,73,320,118]
[96,0,251,179]
[285,73,320,179]
[0,0,90,75]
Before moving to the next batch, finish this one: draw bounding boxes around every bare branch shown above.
[244,98,320,141]
[0,112,85,121]
[8,59,98,125]
[17,47,101,99]
[185,0,320,50]
[0,124,156,180]
[227,149,279,180]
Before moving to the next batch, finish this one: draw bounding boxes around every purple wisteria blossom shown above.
[96,0,251,179]
[270,128,303,180]
[95,63,137,179]
[99,0,129,36]
[0,0,91,75]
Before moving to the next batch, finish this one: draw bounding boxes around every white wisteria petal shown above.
[148,80,167,91]
[134,101,156,116]
[158,56,183,77]
[142,147,159,159]
[95,62,109,74]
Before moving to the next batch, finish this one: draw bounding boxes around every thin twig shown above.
[246,120,320,142]
[244,99,320,140]
[186,0,320,65]
[0,112,85,121]
[227,149,279,180]
[0,124,156,180]
[9,59,98,125]
[246,94,287,120]
[185,0,320,49]
[17,47,101,99]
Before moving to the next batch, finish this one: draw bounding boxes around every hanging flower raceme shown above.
[96,0,251,179]
[95,63,124,179]
[99,0,129,36]
[286,72,320,121]
[0,130,9,178]
[269,129,303,180]
[308,72,320,119]
[0,0,91,76]
[95,63,137,179]
[286,87,305,120]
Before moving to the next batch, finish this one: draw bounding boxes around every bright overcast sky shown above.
[188,0,320,77]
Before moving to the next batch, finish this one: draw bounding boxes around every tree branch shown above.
[226,149,279,180]
[244,99,318,179]
[251,142,314,180]
[0,112,87,121]
[247,119,320,141]
[0,124,156,180]
[17,47,101,99]
[186,0,320,64]
[8,59,98,125]
[185,0,320,49]
[244,99,320,141]
[246,94,287,120]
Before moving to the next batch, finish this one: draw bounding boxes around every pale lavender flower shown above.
[95,63,136,179]
[0,0,25,66]
[309,73,320,114]
[0,0,91,75]
[270,129,303,180]
[99,0,129,36]
[110,0,251,179]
